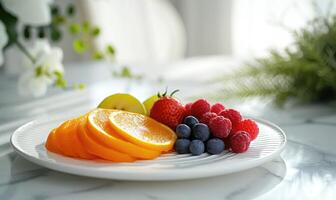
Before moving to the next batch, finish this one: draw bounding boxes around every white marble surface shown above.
[1,58,336,200]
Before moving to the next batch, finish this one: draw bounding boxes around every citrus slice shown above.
[98,93,146,115]
[70,117,97,159]
[87,109,161,159]
[53,120,77,157]
[45,129,61,154]
[77,117,135,162]
[109,110,177,152]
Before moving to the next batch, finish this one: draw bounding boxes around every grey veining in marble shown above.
[1,61,336,200]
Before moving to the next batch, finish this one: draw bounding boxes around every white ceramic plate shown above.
[10,116,286,181]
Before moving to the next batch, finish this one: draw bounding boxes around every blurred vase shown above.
[2,45,25,76]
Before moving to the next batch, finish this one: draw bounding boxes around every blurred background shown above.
[1,0,336,105]
[30,0,333,63]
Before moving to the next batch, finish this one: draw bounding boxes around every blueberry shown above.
[184,116,199,128]
[189,140,205,155]
[206,138,225,154]
[192,123,210,142]
[174,139,191,154]
[176,124,191,139]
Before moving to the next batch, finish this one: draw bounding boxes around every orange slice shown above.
[53,119,78,157]
[87,109,161,159]
[45,129,61,154]
[109,110,177,152]
[77,117,135,162]
[68,117,96,160]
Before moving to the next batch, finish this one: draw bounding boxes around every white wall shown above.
[170,0,232,57]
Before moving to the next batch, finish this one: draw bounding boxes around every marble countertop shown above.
[1,59,336,200]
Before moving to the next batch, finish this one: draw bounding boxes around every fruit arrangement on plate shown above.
[45,89,259,162]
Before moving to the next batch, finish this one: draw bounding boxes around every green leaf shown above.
[53,15,66,25]
[51,5,60,16]
[78,83,86,90]
[73,39,87,53]
[54,71,67,89]
[0,3,18,48]
[54,71,63,78]
[37,26,46,38]
[50,26,62,42]
[66,4,76,17]
[55,78,67,89]
[68,23,80,34]
[73,83,86,90]
[91,27,100,36]
[23,26,31,40]
[82,21,90,33]
[121,67,131,78]
[91,51,104,60]
[106,44,115,55]
[35,66,44,77]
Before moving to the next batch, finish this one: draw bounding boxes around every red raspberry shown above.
[184,102,193,117]
[232,119,259,141]
[209,116,232,139]
[229,131,251,153]
[200,112,217,125]
[191,99,211,119]
[210,103,225,114]
[223,138,230,150]
[219,109,242,126]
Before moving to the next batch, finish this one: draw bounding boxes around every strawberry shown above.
[184,102,193,117]
[150,89,185,130]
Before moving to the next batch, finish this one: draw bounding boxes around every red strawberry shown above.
[191,99,211,119]
[210,103,225,114]
[150,90,185,130]
[184,102,193,117]
[232,119,259,140]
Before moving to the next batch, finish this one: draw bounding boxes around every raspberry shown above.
[223,138,230,150]
[229,131,251,153]
[232,119,259,141]
[200,112,217,125]
[208,116,232,139]
[219,109,242,126]
[191,99,211,119]
[210,103,225,114]
[184,103,193,117]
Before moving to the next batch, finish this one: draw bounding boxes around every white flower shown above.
[18,41,64,97]
[26,40,64,73]
[2,0,53,26]
[18,70,52,97]
[0,21,8,66]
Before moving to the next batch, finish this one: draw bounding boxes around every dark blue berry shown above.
[206,138,225,154]
[175,124,191,139]
[174,139,191,154]
[184,116,199,128]
[192,123,210,142]
[189,140,205,155]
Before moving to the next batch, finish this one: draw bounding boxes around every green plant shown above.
[214,14,336,106]
[21,4,116,62]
